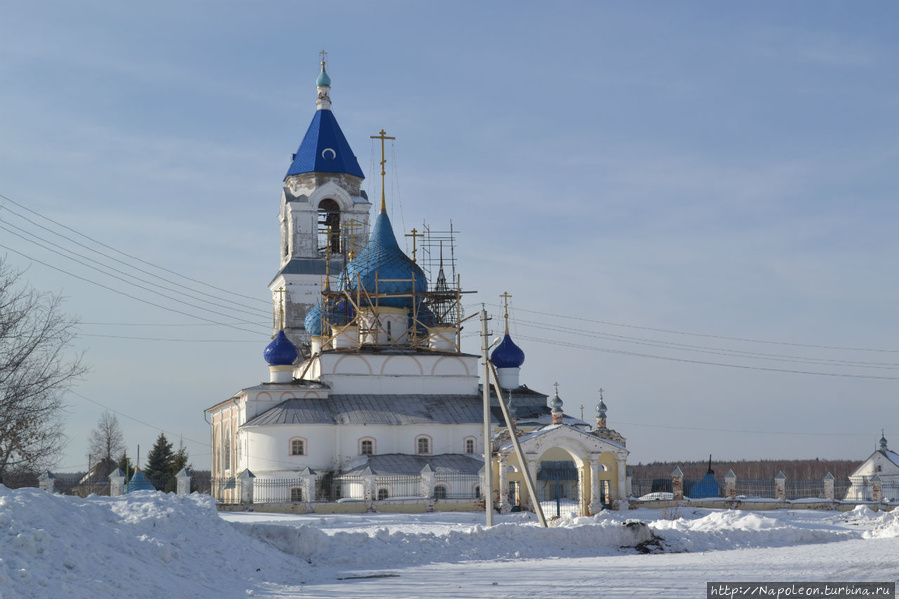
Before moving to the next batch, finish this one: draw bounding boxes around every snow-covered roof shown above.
[340,453,483,476]
[243,394,496,427]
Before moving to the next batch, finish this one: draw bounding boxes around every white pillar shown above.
[615,457,627,508]
[774,471,786,501]
[38,471,56,494]
[823,472,835,501]
[498,456,509,505]
[725,469,737,500]
[238,469,255,504]
[176,468,192,496]
[108,468,126,497]
[589,459,601,514]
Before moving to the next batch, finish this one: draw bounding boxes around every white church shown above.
[206,59,630,515]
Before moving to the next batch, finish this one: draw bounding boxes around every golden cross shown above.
[500,291,512,334]
[580,404,585,420]
[274,288,287,331]
[405,227,424,262]
[599,388,604,401]
[553,382,559,396]
[369,129,395,213]
[319,50,327,65]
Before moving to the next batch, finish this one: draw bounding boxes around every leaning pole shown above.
[480,306,494,527]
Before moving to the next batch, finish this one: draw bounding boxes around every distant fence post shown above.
[238,469,255,505]
[872,474,883,503]
[671,467,684,500]
[300,467,317,506]
[38,471,56,494]
[823,472,834,501]
[362,468,376,510]
[176,468,192,496]
[109,468,126,497]
[420,464,434,498]
[725,469,737,500]
[774,471,786,500]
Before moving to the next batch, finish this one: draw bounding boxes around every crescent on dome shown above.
[322,148,337,161]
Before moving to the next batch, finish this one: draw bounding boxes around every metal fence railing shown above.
[631,477,854,500]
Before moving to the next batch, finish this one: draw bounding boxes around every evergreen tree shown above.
[117,451,133,482]
[143,433,174,490]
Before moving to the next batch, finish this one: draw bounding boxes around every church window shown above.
[290,438,305,456]
[377,488,389,501]
[416,436,430,455]
[223,432,231,471]
[318,199,341,254]
[360,439,374,456]
[433,485,447,500]
[876,465,882,473]
[464,438,475,454]
[290,487,303,502]
[474,485,481,498]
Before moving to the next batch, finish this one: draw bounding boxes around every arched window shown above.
[360,439,374,456]
[433,485,447,500]
[290,487,303,502]
[474,485,481,498]
[416,436,430,455]
[290,438,305,456]
[318,199,341,254]
[377,488,389,501]
[464,438,476,454]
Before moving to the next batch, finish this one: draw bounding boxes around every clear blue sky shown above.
[2,2,898,472]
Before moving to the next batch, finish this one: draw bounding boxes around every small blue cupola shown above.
[491,334,525,369]
[490,292,525,389]
[126,470,155,493]
[285,59,364,180]
[264,330,299,368]
[266,293,299,382]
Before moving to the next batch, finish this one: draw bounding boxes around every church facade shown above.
[206,60,630,514]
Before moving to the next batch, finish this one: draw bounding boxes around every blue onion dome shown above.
[316,66,331,87]
[344,211,427,309]
[491,334,525,368]
[304,301,324,336]
[550,392,563,413]
[264,330,299,366]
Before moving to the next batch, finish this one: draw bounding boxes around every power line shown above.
[0,191,268,305]
[485,302,899,354]
[516,334,899,380]
[0,242,264,335]
[0,217,269,321]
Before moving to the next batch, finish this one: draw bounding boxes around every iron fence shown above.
[631,477,854,500]
[373,475,421,500]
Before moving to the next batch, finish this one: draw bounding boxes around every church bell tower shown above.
[269,54,372,353]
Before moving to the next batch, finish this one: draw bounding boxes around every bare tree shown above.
[0,258,86,484]
[88,410,125,476]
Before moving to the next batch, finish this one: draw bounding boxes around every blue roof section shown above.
[344,211,428,309]
[285,109,364,180]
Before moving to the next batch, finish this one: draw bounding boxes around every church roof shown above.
[285,109,364,180]
[242,394,496,427]
[341,453,483,476]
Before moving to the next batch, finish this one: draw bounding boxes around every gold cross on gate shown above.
[405,227,424,262]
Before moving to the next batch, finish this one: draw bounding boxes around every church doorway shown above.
[536,460,581,518]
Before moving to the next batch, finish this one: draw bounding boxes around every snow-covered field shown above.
[2,485,897,598]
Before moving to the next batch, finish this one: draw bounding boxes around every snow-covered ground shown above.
[2,485,898,598]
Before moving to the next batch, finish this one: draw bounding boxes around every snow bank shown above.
[3,485,897,599]
[0,486,308,599]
